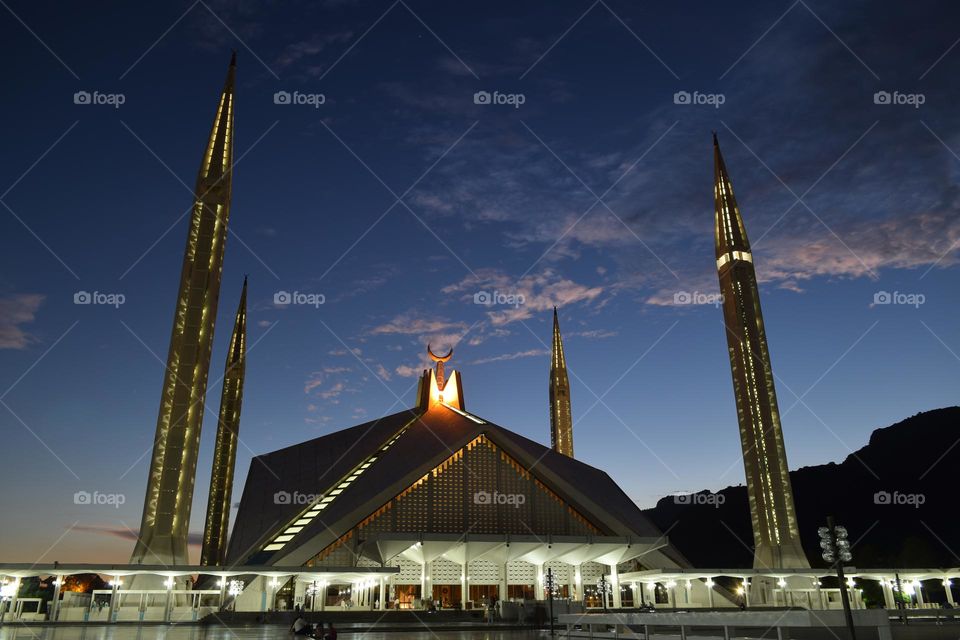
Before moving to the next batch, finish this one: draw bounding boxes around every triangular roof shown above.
[227,403,688,569]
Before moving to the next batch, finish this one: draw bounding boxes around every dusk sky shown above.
[2,0,959,564]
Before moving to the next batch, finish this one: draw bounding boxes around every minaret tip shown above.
[712,131,719,147]
[230,50,237,67]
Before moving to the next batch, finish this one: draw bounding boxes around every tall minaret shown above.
[200,277,247,567]
[131,54,236,569]
[713,133,808,570]
[549,307,574,457]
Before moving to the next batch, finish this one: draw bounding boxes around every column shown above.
[500,562,509,602]
[630,583,639,609]
[573,564,582,603]
[815,579,824,610]
[684,581,692,605]
[107,578,119,623]
[461,563,468,610]
[944,579,955,606]
[49,576,63,622]
[537,564,545,600]
[379,578,386,610]
[318,582,326,612]
[610,565,621,609]
[915,581,925,607]
[164,579,174,622]
[420,562,428,607]
[742,579,750,608]
[706,579,715,608]
[881,579,894,609]
[7,578,20,621]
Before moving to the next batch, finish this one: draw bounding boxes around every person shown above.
[324,622,338,640]
[290,615,310,635]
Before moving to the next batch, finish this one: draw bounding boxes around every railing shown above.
[559,609,893,640]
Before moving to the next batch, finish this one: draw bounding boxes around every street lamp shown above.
[596,576,612,613]
[819,516,856,640]
[545,568,559,637]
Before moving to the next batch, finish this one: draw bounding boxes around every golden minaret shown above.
[200,277,247,567]
[131,54,236,568]
[549,307,574,457]
[713,133,808,569]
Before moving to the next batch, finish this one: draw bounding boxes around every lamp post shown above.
[596,576,611,613]
[819,516,856,640]
[545,568,557,637]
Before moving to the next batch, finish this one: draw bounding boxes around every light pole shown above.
[819,516,856,640]
[596,576,611,613]
[545,568,558,636]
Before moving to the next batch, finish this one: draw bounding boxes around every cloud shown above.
[370,312,468,336]
[75,525,201,547]
[471,348,549,365]
[0,294,44,349]
[374,363,391,381]
[275,31,355,70]
[395,364,424,378]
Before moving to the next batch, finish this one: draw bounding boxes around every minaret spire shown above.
[200,277,247,567]
[131,55,237,573]
[549,307,574,457]
[713,135,808,571]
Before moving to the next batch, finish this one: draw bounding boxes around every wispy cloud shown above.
[0,294,44,350]
[471,348,548,365]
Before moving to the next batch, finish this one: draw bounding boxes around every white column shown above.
[107,579,119,622]
[944,579,955,606]
[461,563,468,610]
[50,575,63,621]
[573,564,582,602]
[684,581,692,605]
[610,566,621,609]
[536,564,545,600]
[915,581,925,607]
[706,579,715,608]
[420,562,428,607]
[630,583,639,608]
[379,578,386,610]
[500,562,509,602]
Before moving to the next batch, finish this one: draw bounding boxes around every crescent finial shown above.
[427,343,453,362]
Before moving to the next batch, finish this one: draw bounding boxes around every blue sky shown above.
[1,0,959,563]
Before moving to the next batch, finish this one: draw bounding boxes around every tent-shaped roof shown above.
[227,402,688,569]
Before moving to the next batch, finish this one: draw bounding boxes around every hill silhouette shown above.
[643,407,960,569]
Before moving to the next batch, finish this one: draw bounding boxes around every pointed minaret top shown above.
[197,56,236,186]
[713,133,752,263]
[551,307,567,370]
